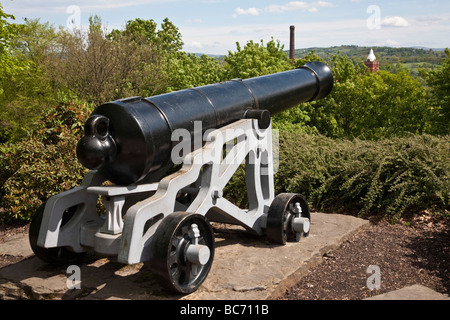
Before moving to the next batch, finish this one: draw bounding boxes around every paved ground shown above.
[0,212,448,300]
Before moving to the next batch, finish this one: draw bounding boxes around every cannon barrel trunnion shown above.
[30,62,333,293]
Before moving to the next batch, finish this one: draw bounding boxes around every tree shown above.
[108,18,157,45]
[289,51,431,139]
[0,10,55,141]
[0,4,19,141]
[47,16,172,104]
[157,18,184,53]
[336,70,429,138]
[12,18,58,65]
[223,39,292,79]
[47,16,119,104]
[109,17,183,53]
[307,68,430,139]
[0,3,15,57]
[107,17,186,97]
[422,48,450,135]
[165,53,224,92]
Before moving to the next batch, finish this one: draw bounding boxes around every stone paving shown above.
[1,212,447,300]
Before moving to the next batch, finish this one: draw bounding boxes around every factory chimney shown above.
[289,25,295,64]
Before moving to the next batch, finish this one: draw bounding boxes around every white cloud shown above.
[265,1,308,13]
[232,1,334,19]
[265,1,334,13]
[232,7,262,18]
[381,16,409,27]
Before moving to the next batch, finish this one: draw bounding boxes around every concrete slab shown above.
[1,212,369,300]
[1,232,33,257]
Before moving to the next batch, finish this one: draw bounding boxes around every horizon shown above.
[190,45,447,59]
[2,0,449,55]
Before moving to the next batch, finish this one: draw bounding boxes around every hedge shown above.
[225,132,450,222]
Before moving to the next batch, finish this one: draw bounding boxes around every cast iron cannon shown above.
[29,61,333,293]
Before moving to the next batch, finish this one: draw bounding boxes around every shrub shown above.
[0,101,92,224]
[226,132,450,222]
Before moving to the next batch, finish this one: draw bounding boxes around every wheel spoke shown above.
[149,212,215,294]
[170,263,181,283]
[168,249,178,266]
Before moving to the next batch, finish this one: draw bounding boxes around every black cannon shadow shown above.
[0,253,171,300]
[0,226,277,300]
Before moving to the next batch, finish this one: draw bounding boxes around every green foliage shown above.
[224,39,292,79]
[107,17,186,96]
[226,132,450,222]
[0,3,15,53]
[332,70,429,139]
[295,53,431,140]
[108,18,158,44]
[0,17,57,141]
[271,106,318,134]
[0,101,92,224]
[13,18,58,64]
[166,53,225,91]
[108,17,183,54]
[421,49,450,135]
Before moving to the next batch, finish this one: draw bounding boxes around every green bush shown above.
[226,132,450,222]
[0,101,92,224]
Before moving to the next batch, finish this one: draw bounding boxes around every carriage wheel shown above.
[149,212,215,294]
[266,193,311,245]
[29,202,86,266]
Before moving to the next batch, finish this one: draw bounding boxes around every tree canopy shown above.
[1,8,448,141]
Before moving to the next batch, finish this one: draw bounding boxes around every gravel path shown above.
[279,215,450,300]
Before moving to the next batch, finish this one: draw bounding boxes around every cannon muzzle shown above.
[77,61,333,185]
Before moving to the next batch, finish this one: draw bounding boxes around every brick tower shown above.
[364,48,379,73]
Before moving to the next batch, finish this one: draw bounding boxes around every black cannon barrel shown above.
[76,61,333,185]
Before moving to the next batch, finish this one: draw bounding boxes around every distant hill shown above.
[292,45,447,73]
[199,45,447,74]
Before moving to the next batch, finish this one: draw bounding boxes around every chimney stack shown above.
[289,25,295,64]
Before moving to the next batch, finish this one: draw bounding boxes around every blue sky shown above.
[2,0,450,54]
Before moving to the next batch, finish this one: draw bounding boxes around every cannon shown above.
[29,61,333,293]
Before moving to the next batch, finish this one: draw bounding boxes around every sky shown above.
[2,0,450,55]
